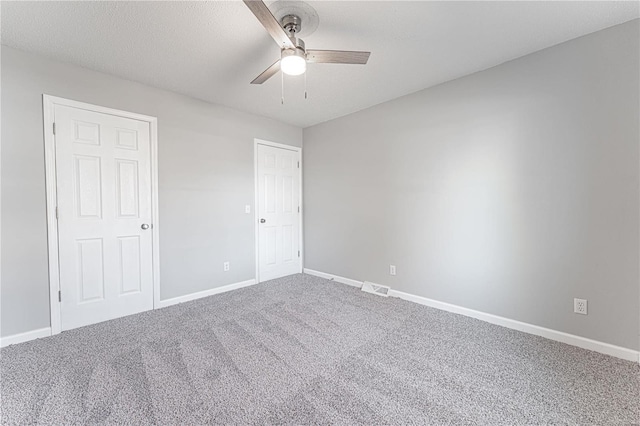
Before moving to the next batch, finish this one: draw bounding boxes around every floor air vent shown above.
[361,281,390,297]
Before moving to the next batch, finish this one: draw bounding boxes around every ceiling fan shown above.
[243,0,371,84]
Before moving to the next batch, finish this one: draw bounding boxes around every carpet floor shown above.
[1,273,638,425]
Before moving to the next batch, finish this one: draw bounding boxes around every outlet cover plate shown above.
[574,298,587,315]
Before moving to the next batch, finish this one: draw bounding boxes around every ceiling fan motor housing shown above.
[281,41,306,61]
[295,37,305,52]
[282,36,306,57]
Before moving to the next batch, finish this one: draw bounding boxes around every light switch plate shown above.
[245,205,251,214]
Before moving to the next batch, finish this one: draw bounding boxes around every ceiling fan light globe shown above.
[281,49,307,76]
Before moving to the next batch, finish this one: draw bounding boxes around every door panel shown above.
[116,159,140,218]
[55,105,154,331]
[76,238,105,302]
[118,236,142,294]
[257,144,300,281]
[74,155,102,218]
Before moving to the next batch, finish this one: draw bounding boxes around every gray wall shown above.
[1,46,302,337]
[303,21,640,350]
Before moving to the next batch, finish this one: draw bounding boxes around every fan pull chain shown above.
[304,69,308,100]
[281,71,284,105]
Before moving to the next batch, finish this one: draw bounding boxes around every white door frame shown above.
[254,139,303,283]
[42,95,161,335]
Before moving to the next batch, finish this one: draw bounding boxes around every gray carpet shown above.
[1,273,638,425]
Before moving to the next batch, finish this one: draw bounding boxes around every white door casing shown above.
[44,96,160,334]
[255,140,302,282]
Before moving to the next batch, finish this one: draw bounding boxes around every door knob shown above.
[260,218,266,223]
[141,224,150,230]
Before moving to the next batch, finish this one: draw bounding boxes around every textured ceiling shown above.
[2,1,638,128]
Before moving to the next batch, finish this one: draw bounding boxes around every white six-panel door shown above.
[55,105,154,331]
[257,143,301,282]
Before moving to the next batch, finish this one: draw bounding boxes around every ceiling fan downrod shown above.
[281,14,302,36]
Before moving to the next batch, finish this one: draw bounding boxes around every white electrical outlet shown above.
[223,261,230,272]
[574,298,587,315]
[389,265,396,276]
[245,205,251,214]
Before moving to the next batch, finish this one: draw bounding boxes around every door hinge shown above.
[297,161,300,168]
[298,206,300,213]
[53,122,56,135]
[298,250,300,257]
[55,206,59,220]
[58,290,62,302]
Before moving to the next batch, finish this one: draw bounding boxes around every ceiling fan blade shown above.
[306,50,371,64]
[251,59,281,84]
[243,0,295,50]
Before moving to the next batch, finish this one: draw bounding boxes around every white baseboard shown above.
[4,274,637,363]
[0,327,52,348]
[156,279,257,309]
[304,269,639,364]
[391,289,640,363]
[1,280,258,348]
[303,268,363,288]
